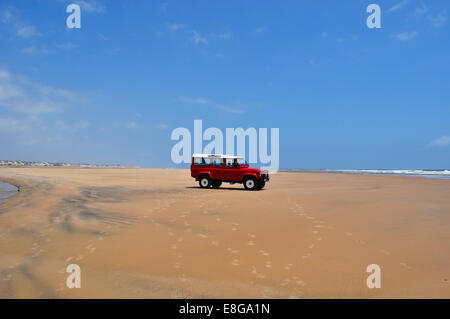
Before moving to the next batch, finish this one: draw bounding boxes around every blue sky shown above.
[0,0,449,169]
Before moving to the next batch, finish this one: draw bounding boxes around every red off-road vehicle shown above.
[190,154,269,190]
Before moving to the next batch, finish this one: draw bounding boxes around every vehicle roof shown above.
[192,154,245,159]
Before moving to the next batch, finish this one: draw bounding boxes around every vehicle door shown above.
[223,158,238,181]
[211,158,224,180]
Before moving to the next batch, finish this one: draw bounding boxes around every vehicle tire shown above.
[243,176,258,190]
[212,181,222,189]
[199,175,211,188]
[257,181,265,190]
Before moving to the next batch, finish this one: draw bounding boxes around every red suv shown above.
[190,154,269,190]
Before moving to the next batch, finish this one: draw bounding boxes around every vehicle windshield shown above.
[237,158,248,166]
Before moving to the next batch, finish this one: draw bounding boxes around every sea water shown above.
[0,182,18,203]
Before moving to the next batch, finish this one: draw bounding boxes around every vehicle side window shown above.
[225,159,234,167]
[194,158,211,166]
[213,159,223,167]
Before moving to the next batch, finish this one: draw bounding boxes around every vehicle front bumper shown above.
[261,172,270,182]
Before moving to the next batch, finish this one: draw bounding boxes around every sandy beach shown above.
[0,167,449,298]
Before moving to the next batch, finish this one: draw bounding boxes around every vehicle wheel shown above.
[212,181,222,189]
[243,176,258,190]
[199,175,211,188]
[257,181,265,190]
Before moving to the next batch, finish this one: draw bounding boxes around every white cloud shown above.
[179,96,244,114]
[388,0,409,13]
[254,27,265,34]
[192,31,208,44]
[57,42,77,51]
[0,69,82,115]
[428,10,448,28]
[0,117,26,132]
[168,23,186,31]
[74,0,105,13]
[20,46,55,55]
[160,2,168,13]
[415,5,428,16]
[393,31,418,41]
[0,7,40,39]
[430,136,450,147]
[124,121,138,129]
[16,25,40,38]
[155,123,169,130]
[0,70,11,81]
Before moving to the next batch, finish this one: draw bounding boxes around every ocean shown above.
[0,182,18,203]
[286,169,450,179]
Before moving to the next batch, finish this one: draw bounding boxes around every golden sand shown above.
[0,168,449,298]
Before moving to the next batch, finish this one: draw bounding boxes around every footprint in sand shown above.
[302,253,311,259]
[247,240,255,246]
[177,252,183,258]
[171,244,177,250]
[251,266,266,279]
[211,241,219,246]
[259,250,270,256]
[265,261,273,269]
[345,232,353,236]
[32,249,45,258]
[231,227,238,231]
[3,274,12,281]
[231,259,240,266]
[227,248,239,254]
[173,262,181,269]
[308,244,315,249]
[316,236,323,241]
[216,218,222,222]
[248,234,256,238]
[177,238,184,243]
[284,264,293,270]
[198,234,208,239]
[280,279,290,287]
[400,263,413,270]
[312,230,319,234]
[296,280,306,287]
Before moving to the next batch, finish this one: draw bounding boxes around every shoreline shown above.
[0,181,19,204]
[280,169,450,180]
[0,167,449,298]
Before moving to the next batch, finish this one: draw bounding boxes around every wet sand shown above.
[0,182,18,204]
[0,167,449,298]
